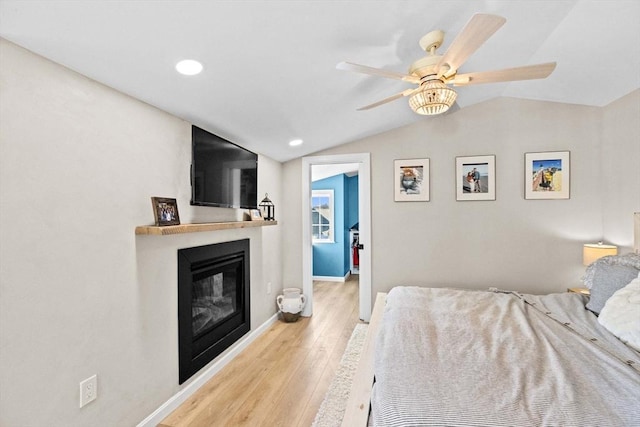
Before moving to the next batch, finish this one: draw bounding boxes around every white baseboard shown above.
[313,272,350,282]
[136,312,279,427]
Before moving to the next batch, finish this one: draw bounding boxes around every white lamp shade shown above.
[583,243,617,266]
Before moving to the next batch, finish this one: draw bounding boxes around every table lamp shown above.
[583,242,617,266]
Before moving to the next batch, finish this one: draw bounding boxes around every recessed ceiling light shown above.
[175,59,203,76]
[289,139,303,147]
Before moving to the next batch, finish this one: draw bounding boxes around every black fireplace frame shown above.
[177,239,250,384]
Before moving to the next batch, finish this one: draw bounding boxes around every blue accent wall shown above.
[312,174,358,278]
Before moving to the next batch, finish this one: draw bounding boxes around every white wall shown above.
[0,39,282,426]
[282,92,640,301]
[601,90,640,246]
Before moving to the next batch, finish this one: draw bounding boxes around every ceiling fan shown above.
[337,13,556,116]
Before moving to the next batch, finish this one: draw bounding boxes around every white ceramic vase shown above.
[276,288,306,322]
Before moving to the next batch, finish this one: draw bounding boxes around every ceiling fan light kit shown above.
[409,80,457,115]
[337,13,556,116]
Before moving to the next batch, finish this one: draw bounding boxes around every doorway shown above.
[301,153,372,321]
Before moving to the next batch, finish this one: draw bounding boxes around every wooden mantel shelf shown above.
[135,220,277,236]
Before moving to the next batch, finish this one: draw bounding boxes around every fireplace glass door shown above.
[178,239,250,384]
[192,267,237,337]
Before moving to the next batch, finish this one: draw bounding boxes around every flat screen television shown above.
[191,125,258,209]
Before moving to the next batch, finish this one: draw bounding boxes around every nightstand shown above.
[567,287,590,295]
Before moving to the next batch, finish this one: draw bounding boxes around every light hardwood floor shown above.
[160,277,361,427]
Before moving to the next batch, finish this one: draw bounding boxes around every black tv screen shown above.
[191,126,258,209]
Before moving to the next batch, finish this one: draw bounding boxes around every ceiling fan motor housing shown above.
[409,55,443,79]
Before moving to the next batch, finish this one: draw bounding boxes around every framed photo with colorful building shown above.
[525,151,570,200]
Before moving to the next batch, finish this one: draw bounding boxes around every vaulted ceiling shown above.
[1,1,638,162]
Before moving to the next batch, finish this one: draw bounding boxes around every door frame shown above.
[301,153,372,321]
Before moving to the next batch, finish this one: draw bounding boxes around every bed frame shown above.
[342,212,640,426]
[341,292,386,426]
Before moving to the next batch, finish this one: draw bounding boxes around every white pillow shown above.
[597,272,640,352]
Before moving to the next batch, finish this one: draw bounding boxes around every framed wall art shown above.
[151,197,181,226]
[249,209,263,221]
[456,155,496,201]
[394,158,430,202]
[525,151,570,200]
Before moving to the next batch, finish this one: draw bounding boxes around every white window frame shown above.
[311,190,334,243]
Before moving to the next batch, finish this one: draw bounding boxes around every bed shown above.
[343,249,640,426]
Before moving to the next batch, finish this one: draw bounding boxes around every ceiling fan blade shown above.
[453,62,557,86]
[337,61,420,84]
[436,14,506,77]
[357,88,418,111]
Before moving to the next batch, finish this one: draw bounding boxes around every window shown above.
[312,190,334,243]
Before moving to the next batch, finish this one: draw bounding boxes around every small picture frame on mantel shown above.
[151,197,181,226]
[249,209,263,221]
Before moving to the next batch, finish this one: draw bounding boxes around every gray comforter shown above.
[371,287,640,426]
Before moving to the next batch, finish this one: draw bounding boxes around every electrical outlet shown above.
[79,374,97,408]
[267,282,272,294]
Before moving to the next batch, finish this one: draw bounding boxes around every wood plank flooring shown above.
[160,277,360,427]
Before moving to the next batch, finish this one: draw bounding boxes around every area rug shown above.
[312,323,368,427]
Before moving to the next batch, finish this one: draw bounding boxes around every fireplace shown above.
[177,239,250,384]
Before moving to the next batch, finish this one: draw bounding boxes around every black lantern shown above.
[259,193,275,221]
